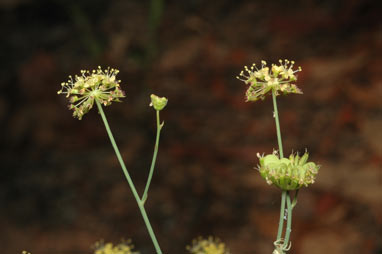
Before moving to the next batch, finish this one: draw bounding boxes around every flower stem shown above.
[95,100,162,254]
[277,191,287,240]
[272,90,283,158]
[272,90,287,242]
[142,110,163,204]
[284,192,293,246]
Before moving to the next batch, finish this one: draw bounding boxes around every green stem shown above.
[277,190,287,240]
[284,192,293,246]
[272,90,287,242]
[142,110,162,203]
[95,100,162,254]
[272,90,284,158]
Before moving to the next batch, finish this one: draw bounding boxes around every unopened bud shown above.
[150,94,168,111]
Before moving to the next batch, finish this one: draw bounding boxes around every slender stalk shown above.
[277,191,287,240]
[272,90,287,242]
[142,110,162,203]
[272,90,284,158]
[284,192,293,246]
[95,100,162,254]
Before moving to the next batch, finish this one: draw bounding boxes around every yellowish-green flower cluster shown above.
[237,60,302,101]
[187,236,230,254]
[257,151,320,190]
[22,251,31,254]
[93,240,139,254]
[58,66,125,120]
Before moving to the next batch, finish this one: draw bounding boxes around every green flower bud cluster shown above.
[93,240,139,254]
[237,60,302,102]
[187,236,231,254]
[150,94,168,111]
[257,151,320,190]
[57,66,125,120]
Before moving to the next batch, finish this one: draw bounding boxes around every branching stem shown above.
[95,100,162,254]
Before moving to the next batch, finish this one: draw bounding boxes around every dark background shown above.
[1,0,381,253]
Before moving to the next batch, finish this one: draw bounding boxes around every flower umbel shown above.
[58,66,125,120]
[187,236,231,254]
[93,240,139,254]
[257,151,320,190]
[237,60,302,102]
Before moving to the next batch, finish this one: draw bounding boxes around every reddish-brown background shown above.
[0,0,381,253]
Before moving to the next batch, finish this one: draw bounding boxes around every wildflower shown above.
[187,236,231,254]
[257,151,320,190]
[150,94,168,111]
[93,240,139,254]
[58,66,125,120]
[237,60,302,102]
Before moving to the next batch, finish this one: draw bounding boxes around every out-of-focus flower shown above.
[187,236,231,254]
[257,151,320,190]
[58,66,125,120]
[237,60,302,102]
[93,240,139,254]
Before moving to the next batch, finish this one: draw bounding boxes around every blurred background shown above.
[0,0,381,253]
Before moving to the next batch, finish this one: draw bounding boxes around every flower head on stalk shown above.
[57,66,125,120]
[257,150,320,190]
[237,60,302,102]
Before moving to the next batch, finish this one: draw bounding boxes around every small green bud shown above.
[299,152,309,165]
[257,151,320,190]
[150,94,168,111]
